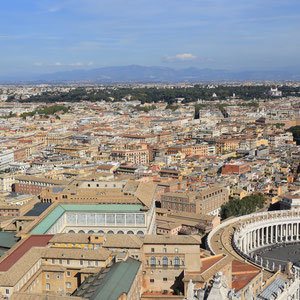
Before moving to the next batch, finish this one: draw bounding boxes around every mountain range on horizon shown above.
[2,65,300,83]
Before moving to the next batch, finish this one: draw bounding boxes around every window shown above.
[174,257,180,266]
[96,214,105,225]
[126,214,135,225]
[66,282,71,289]
[116,214,125,225]
[163,248,167,253]
[46,283,50,291]
[163,278,168,281]
[150,279,154,283]
[151,248,155,253]
[106,214,115,225]
[59,259,62,264]
[46,274,50,279]
[67,259,70,265]
[80,260,83,265]
[5,289,9,295]
[175,248,178,253]
[162,256,168,267]
[52,259,55,264]
[56,275,61,279]
[150,256,156,266]
[136,214,145,225]
[66,271,71,277]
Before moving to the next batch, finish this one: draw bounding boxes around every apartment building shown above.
[111,148,150,165]
[167,144,209,157]
[48,234,202,294]
[161,184,229,215]
[222,161,250,175]
[0,174,15,192]
[14,176,69,195]
[215,138,240,154]
[0,150,14,171]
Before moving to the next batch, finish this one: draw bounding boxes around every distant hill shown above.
[2,65,300,83]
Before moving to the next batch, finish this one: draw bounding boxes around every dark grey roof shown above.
[24,202,52,216]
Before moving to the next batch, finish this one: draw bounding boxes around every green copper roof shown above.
[30,204,143,234]
[30,205,65,235]
[0,232,19,250]
[74,258,141,300]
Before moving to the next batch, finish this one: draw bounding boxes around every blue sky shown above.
[1,0,300,75]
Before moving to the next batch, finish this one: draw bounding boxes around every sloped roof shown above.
[73,258,141,300]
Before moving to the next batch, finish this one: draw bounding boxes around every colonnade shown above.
[240,222,300,254]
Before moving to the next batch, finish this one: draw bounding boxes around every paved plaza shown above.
[254,243,300,270]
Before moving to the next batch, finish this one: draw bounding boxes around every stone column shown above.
[246,233,249,253]
[271,225,273,244]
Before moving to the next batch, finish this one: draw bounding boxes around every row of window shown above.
[49,258,99,266]
[46,271,71,279]
[150,278,168,283]
[147,256,183,266]
[151,248,179,253]
[46,282,71,291]
[66,213,146,226]
[67,230,144,235]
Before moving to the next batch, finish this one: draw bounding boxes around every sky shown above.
[1,0,300,75]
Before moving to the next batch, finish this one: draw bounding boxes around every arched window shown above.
[98,230,104,235]
[107,230,114,234]
[162,256,168,266]
[127,231,134,234]
[150,257,156,266]
[137,231,144,235]
[117,231,124,234]
[88,230,94,234]
[174,257,180,266]
[78,230,85,233]
[68,230,75,233]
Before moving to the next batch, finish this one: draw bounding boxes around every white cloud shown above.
[166,53,197,61]
[47,62,94,67]
[69,62,84,66]
[34,62,43,67]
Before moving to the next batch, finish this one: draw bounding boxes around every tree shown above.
[287,126,300,145]
[220,193,266,220]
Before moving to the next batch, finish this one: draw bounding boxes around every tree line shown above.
[11,85,299,104]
